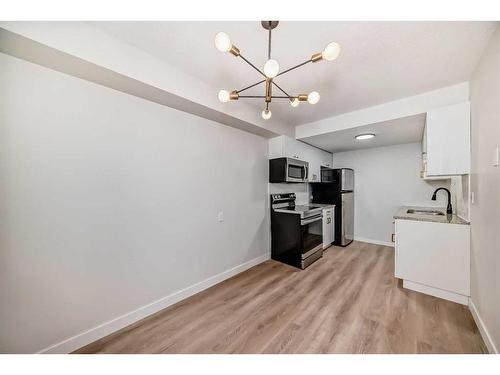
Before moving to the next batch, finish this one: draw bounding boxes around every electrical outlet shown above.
[217,211,224,222]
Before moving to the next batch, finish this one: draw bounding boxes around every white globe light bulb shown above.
[290,98,299,107]
[307,91,320,105]
[261,109,272,120]
[218,90,230,103]
[322,42,341,61]
[214,32,232,52]
[263,59,280,78]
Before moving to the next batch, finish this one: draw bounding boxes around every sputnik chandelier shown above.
[215,21,341,120]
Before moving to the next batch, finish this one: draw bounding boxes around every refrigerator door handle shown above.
[341,196,346,244]
[341,169,354,191]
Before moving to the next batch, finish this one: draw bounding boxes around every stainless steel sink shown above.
[406,209,445,216]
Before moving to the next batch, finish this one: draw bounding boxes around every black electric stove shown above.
[270,193,323,269]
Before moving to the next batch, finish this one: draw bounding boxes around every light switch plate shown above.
[217,211,224,222]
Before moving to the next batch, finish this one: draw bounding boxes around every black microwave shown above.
[269,157,309,183]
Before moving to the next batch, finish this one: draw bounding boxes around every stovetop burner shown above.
[270,193,324,218]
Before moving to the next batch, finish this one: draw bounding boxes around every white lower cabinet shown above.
[322,207,334,249]
[394,219,470,304]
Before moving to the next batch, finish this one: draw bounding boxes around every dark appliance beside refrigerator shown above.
[311,168,354,247]
[320,166,335,183]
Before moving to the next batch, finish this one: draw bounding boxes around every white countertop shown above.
[394,206,469,225]
[311,203,335,209]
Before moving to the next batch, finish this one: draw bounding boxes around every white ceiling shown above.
[301,113,426,153]
[89,21,496,127]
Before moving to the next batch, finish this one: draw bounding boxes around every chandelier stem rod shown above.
[236,79,266,94]
[268,23,271,59]
[276,59,312,78]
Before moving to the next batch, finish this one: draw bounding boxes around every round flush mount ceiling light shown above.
[355,133,376,140]
[215,21,341,120]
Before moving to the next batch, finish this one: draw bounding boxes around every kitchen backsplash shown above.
[451,175,470,221]
[269,183,310,205]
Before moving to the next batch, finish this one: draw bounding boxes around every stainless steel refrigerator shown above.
[311,168,354,246]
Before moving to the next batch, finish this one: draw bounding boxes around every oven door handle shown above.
[301,215,322,225]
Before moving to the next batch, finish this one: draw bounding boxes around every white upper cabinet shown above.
[301,146,320,182]
[424,102,471,177]
[321,152,332,168]
[268,136,333,182]
[268,136,285,159]
[269,135,303,160]
[304,145,333,182]
[284,136,304,160]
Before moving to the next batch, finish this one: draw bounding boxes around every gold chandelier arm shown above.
[238,95,298,99]
[235,48,302,101]
[276,59,313,78]
[236,55,292,99]
[237,50,304,101]
[236,79,266,94]
[238,54,267,79]
[271,81,293,99]
[238,54,314,81]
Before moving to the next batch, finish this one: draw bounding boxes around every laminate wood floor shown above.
[75,241,487,354]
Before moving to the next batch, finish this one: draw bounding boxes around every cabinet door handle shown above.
[391,233,395,243]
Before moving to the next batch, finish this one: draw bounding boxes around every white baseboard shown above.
[469,299,498,354]
[402,280,468,305]
[38,253,270,354]
[354,236,394,247]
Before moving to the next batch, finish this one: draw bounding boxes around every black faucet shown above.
[432,187,453,214]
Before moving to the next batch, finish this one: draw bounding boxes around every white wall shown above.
[0,53,270,353]
[469,25,500,353]
[332,143,450,245]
